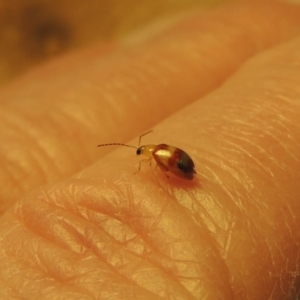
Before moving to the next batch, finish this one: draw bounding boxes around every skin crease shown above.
[0,1,300,299]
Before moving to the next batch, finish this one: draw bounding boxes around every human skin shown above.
[0,1,300,299]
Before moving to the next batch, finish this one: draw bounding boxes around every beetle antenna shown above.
[97,130,153,148]
[138,130,153,146]
[97,143,137,149]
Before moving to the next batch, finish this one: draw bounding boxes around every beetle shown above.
[97,130,197,180]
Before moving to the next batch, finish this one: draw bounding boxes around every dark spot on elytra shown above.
[177,152,195,173]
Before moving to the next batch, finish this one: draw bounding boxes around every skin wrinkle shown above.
[15,187,196,299]
[0,230,94,300]
[220,133,276,177]
[271,115,300,157]
[0,106,63,182]
[0,159,24,194]
[0,115,55,179]
[52,99,93,136]
[212,111,300,189]
[0,158,42,216]
[7,267,95,300]
[169,157,237,239]
[0,280,21,300]
[169,186,236,278]
[198,165,249,252]
[3,223,151,300]
[77,205,144,253]
[107,50,189,120]
[67,180,232,298]
[62,227,169,299]
[100,51,173,115]
[221,216,235,258]
[198,147,255,194]
[216,103,298,176]
[84,84,130,130]
[39,102,96,163]
[234,118,299,165]
[46,104,95,166]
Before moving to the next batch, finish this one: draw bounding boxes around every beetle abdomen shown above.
[153,144,196,180]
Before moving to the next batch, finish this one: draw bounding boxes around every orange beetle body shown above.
[98,131,197,180]
[137,144,196,180]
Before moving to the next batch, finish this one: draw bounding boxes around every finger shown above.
[1,29,300,300]
[1,1,300,213]
[0,2,300,215]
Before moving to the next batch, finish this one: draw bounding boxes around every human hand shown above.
[0,1,300,299]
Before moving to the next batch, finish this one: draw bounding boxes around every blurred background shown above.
[0,0,227,85]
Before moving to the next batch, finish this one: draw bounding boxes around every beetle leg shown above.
[135,158,152,173]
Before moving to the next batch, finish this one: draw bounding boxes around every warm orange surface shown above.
[1,1,300,299]
[0,0,225,83]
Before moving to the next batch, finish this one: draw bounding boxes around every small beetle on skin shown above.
[97,131,197,180]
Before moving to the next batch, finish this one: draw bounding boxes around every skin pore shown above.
[0,1,300,299]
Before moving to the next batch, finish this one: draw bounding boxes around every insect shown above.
[97,130,197,180]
